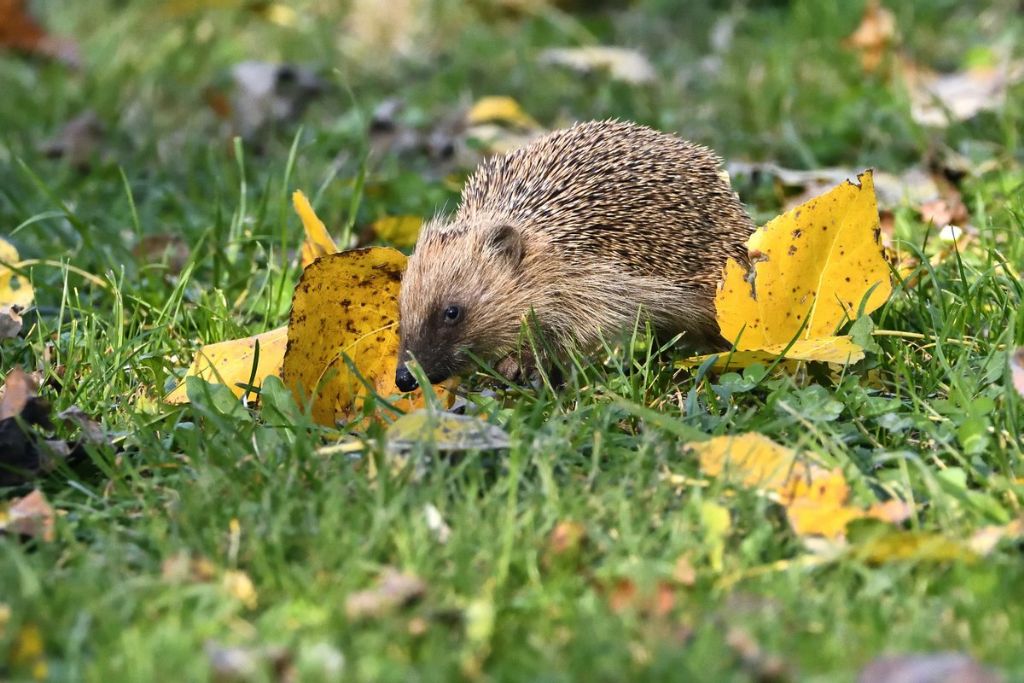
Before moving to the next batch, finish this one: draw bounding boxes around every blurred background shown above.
[0,0,1021,293]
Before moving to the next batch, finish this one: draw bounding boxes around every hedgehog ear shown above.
[484,224,524,266]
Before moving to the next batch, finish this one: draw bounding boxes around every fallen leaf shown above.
[229,61,322,139]
[281,248,450,425]
[222,570,258,609]
[672,554,697,587]
[423,503,451,544]
[0,305,22,339]
[918,197,969,228]
[57,406,106,445]
[0,237,34,309]
[1009,349,1024,398]
[722,171,890,346]
[466,96,540,130]
[687,433,911,539]
[725,626,790,682]
[678,335,864,371]
[371,215,422,248]
[204,641,293,682]
[539,46,656,84]
[0,369,75,485]
[294,190,339,268]
[604,578,676,618]
[907,60,1024,128]
[843,0,896,73]
[345,568,426,621]
[161,551,218,583]
[857,653,1003,683]
[695,171,890,369]
[543,520,587,569]
[0,489,55,542]
[386,410,509,452]
[0,0,79,65]
[132,234,191,275]
[967,519,1024,556]
[165,326,288,404]
[38,110,104,170]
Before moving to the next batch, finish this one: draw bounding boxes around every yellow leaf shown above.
[0,237,34,309]
[852,530,977,564]
[293,190,339,268]
[466,96,540,129]
[280,248,451,425]
[222,569,258,609]
[716,171,891,352]
[371,215,422,248]
[165,326,288,404]
[688,433,911,539]
[678,335,865,370]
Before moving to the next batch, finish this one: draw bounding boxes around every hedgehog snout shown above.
[395,363,419,392]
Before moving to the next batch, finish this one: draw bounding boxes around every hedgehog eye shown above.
[442,305,462,324]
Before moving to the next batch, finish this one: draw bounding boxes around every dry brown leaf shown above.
[858,653,1003,683]
[0,367,41,421]
[0,489,55,542]
[918,197,969,227]
[672,555,697,587]
[604,578,676,618]
[0,0,79,64]
[38,111,104,170]
[345,568,426,621]
[843,0,896,73]
[0,305,23,340]
[133,234,191,275]
[907,60,1024,128]
[1010,348,1024,399]
[542,520,587,569]
[726,626,790,682]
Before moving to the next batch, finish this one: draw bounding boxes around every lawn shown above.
[2,0,1024,681]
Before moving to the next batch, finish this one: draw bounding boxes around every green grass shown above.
[2,0,1024,680]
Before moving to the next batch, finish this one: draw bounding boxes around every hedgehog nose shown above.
[395,364,419,392]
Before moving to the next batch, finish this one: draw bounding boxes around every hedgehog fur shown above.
[395,119,755,389]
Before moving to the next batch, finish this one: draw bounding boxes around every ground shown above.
[1,0,1023,681]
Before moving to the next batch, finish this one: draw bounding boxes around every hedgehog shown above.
[394,119,755,391]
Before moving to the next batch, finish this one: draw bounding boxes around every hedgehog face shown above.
[395,220,528,391]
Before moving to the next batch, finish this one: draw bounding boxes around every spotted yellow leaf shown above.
[165,326,288,404]
[280,248,451,425]
[687,433,910,539]
[0,238,34,309]
[294,190,339,268]
[712,170,891,365]
[371,215,422,248]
